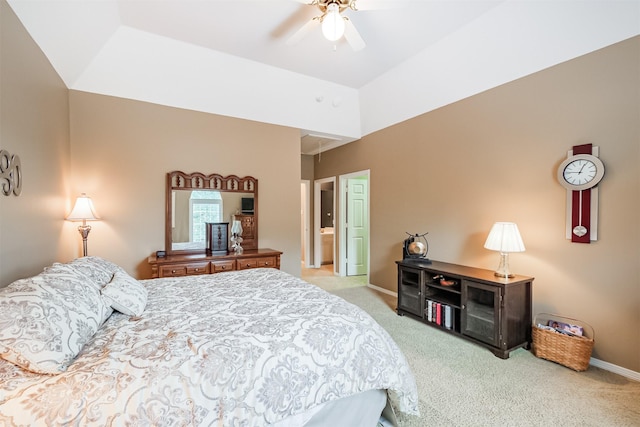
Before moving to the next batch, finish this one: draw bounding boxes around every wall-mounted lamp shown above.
[484,222,525,278]
[321,2,345,41]
[66,193,100,257]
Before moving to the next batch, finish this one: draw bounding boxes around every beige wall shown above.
[0,0,73,286]
[315,37,640,372]
[68,91,301,278]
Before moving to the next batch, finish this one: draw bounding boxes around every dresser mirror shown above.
[166,171,258,255]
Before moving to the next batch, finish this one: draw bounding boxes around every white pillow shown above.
[101,271,148,316]
[0,265,111,374]
[65,256,119,290]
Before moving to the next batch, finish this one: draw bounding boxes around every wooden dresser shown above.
[148,248,282,279]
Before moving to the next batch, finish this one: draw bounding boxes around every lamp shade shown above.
[484,222,525,253]
[66,193,100,221]
[231,220,243,236]
[322,3,345,41]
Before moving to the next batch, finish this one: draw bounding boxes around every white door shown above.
[346,177,368,276]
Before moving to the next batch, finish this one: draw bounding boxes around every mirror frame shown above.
[165,171,258,255]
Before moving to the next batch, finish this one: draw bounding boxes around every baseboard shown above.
[589,358,640,382]
[365,284,640,382]
[367,283,397,297]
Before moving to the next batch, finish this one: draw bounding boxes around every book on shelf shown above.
[424,299,456,331]
[444,305,452,329]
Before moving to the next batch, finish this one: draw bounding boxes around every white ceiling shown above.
[115,0,505,88]
[8,0,639,154]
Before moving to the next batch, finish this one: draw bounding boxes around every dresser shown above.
[148,248,282,278]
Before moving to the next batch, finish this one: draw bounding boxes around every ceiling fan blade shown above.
[286,18,320,46]
[343,18,366,51]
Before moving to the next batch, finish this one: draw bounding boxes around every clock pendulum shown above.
[573,190,587,238]
[557,143,605,243]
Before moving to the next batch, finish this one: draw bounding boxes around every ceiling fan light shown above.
[322,3,345,41]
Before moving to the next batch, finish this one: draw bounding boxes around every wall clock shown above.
[557,143,604,243]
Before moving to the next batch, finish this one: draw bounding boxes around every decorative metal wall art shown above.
[0,150,22,196]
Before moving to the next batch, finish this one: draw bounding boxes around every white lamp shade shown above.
[66,193,100,221]
[484,222,525,253]
[322,3,345,41]
[231,220,243,236]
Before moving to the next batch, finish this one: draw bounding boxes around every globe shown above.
[408,241,427,256]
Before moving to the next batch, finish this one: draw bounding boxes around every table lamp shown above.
[484,222,525,278]
[66,193,100,257]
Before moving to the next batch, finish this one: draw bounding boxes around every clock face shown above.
[563,159,597,185]
[557,153,604,191]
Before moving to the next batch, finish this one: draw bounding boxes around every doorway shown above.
[339,171,370,277]
[300,180,311,268]
[314,177,336,272]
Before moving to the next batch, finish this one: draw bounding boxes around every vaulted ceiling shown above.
[8,0,639,154]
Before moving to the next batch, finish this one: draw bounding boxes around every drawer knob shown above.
[194,268,200,272]
[171,270,177,273]
[221,266,226,270]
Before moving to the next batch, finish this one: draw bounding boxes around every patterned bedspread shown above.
[0,268,418,426]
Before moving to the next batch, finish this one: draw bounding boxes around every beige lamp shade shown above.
[67,193,99,221]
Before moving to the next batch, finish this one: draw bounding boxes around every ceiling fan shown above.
[287,0,371,51]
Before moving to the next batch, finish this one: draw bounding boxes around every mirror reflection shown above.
[171,190,254,250]
[165,171,258,255]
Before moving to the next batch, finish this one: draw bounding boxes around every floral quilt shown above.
[0,268,418,426]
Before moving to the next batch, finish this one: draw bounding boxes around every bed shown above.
[0,256,418,426]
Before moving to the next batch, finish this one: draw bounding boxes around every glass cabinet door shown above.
[398,267,422,316]
[461,280,501,346]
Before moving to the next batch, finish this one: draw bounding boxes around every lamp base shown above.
[231,234,244,255]
[77,224,92,257]
[494,271,515,279]
[494,252,514,278]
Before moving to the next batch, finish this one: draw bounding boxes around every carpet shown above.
[321,284,640,426]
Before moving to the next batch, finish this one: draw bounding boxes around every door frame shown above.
[338,170,370,278]
[314,177,336,270]
[301,180,312,268]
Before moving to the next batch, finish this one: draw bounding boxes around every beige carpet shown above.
[301,266,640,427]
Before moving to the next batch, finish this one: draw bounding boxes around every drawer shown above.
[237,258,258,270]
[212,260,235,273]
[186,262,210,275]
[237,256,276,270]
[160,265,187,277]
[255,256,277,268]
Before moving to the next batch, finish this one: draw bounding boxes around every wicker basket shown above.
[531,313,594,371]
